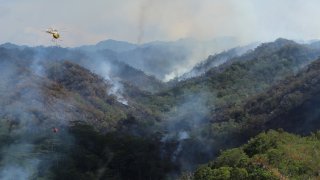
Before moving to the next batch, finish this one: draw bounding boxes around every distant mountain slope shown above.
[117,37,241,81]
[0,42,28,50]
[77,39,138,53]
[2,37,243,82]
[176,43,258,81]
[77,37,241,81]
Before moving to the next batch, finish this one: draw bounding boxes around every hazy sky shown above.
[1,0,320,46]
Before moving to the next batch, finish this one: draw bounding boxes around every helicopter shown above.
[45,28,61,43]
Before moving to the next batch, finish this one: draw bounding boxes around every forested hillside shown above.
[194,130,320,180]
[1,38,320,179]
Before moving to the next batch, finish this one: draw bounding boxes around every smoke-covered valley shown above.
[1,37,320,179]
[77,37,245,81]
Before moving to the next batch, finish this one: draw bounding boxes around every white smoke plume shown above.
[81,55,129,106]
[160,91,215,171]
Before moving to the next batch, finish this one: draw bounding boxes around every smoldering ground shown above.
[160,91,217,174]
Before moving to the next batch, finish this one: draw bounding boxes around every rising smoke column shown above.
[137,0,155,44]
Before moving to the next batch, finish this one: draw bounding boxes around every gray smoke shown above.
[161,91,215,171]
[94,61,128,105]
[137,0,154,44]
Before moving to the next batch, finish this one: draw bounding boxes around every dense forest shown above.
[194,130,320,180]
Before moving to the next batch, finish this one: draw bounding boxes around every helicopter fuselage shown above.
[46,30,60,39]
